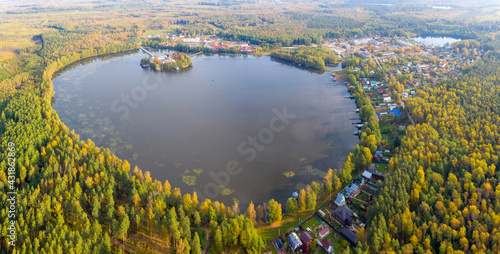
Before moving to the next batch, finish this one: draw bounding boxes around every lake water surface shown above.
[53,50,359,206]
[412,36,461,47]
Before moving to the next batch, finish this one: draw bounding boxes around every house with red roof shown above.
[320,239,333,253]
[319,227,330,239]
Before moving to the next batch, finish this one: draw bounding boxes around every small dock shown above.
[139,46,153,57]
[189,51,203,57]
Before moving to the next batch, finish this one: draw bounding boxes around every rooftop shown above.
[300,231,313,244]
[334,193,346,206]
[333,205,354,222]
[319,227,330,238]
[340,227,357,246]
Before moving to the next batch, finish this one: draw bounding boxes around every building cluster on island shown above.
[140,54,175,66]
[139,45,193,71]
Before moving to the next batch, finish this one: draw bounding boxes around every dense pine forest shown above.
[2,0,500,253]
[364,51,500,253]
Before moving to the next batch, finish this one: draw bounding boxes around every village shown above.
[335,35,479,130]
[263,36,478,253]
[144,32,257,53]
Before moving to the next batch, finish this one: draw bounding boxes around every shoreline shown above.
[52,48,360,209]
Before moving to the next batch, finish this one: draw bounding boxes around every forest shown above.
[360,52,500,253]
[270,47,340,71]
[1,0,500,253]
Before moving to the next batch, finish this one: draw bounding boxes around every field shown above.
[301,216,322,231]
[373,162,389,174]
[0,51,17,62]
[257,210,314,241]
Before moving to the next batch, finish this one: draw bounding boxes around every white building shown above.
[183,37,200,43]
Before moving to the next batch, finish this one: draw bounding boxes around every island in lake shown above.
[140,52,192,70]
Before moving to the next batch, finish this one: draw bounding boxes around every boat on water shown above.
[176,67,180,70]
[140,63,149,68]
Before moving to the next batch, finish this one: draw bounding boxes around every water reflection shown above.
[52,51,358,206]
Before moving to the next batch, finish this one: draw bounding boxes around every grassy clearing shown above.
[381,133,391,142]
[330,234,349,252]
[126,231,171,254]
[270,244,279,254]
[257,210,313,241]
[374,162,389,174]
[258,192,336,242]
[0,51,17,62]
[301,216,321,230]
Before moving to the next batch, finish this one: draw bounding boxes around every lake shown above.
[52,50,359,206]
[412,36,461,47]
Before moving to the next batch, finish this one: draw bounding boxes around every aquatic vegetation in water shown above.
[124,143,133,150]
[175,162,182,168]
[283,171,295,178]
[132,153,139,160]
[299,157,307,163]
[295,183,306,190]
[306,165,326,178]
[182,175,197,186]
[193,168,204,175]
[184,169,190,174]
[220,186,235,196]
